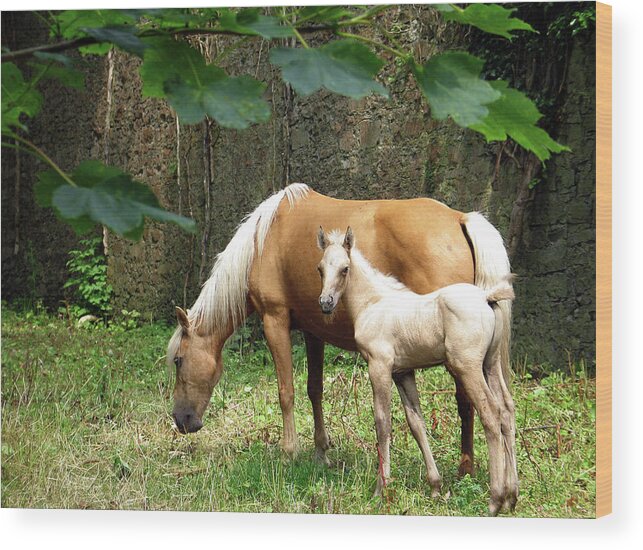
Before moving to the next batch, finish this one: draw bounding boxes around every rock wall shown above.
[1,14,105,308]
[1,7,596,369]
[511,34,597,366]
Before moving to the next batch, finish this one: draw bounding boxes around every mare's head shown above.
[316,226,354,315]
[167,307,223,434]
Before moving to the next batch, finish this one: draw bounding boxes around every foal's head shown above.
[317,227,354,315]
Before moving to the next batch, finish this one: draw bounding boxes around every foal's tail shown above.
[462,212,513,384]
[486,278,515,304]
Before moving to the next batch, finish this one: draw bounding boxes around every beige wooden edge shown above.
[596,1,612,518]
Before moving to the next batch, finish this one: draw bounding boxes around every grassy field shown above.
[1,307,596,517]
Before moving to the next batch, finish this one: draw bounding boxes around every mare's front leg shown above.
[393,371,441,497]
[263,311,299,457]
[368,359,393,497]
[303,332,331,465]
[456,379,475,477]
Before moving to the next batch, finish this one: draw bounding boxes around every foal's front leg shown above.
[394,371,441,497]
[368,359,393,497]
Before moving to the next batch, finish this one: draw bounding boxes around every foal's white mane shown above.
[167,183,310,364]
[325,230,409,294]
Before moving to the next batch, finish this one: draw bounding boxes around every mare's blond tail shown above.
[462,212,513,384]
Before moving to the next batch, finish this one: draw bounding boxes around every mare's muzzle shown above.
[319,295,336,315]
[173,408,203,434]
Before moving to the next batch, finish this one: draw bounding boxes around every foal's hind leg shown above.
[303,332,331,466]
[394,371,441,497]
[448,358,505,516]
[485,356,518,511]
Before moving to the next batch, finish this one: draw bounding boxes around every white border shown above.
[1,0,641,547]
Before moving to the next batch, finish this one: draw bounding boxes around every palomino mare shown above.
[167,184,512,477]
[317,227,517,515]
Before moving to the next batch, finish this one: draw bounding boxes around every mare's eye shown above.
[174,357,182,369]
[342,267,349,275]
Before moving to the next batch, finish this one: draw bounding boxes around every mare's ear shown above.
[317,226,328,250]
[343,226,354,253]
[175,306,190,333]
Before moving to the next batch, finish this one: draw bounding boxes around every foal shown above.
[317,227,518,515]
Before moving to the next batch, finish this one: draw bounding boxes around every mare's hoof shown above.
[457,459,474,478]
[280,441,300,460]
[314,449,331,467]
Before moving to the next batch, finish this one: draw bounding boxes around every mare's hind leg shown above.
[448,358,505,516]
[303,332,331,466]
[485,356,518,511]
[393,371,441,497]
[455,379,475,477]
[263,312,299,457]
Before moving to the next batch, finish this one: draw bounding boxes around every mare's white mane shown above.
[167,183,310,364]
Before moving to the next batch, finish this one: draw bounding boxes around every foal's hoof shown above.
[429,477,442,499]
[502,492,518,513]
[488,499,503,517]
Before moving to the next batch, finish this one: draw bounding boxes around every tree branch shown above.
[1,24,353,63]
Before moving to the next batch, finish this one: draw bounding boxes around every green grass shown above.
[1,307,596,516]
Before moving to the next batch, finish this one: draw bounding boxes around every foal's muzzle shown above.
[319,295,336,315]
[173,410,203,434]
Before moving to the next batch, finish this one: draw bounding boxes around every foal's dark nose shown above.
[173,411,203,434]
[319,295,335,314]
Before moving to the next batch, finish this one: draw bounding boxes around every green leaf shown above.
[139,37,204,98]
[165,67,271,128]
[33,52,74,67]
[270,40,388,99]
[53,10,139,55]
[34,160,196,239]
[28,60,85,90]
[218,8,295,39]
[413,52,500,127]
[298,6,355,23]
[434,3,535,40]
[470,80,569,161]
[54,10,137,39]
[35,169,65,207]
[81,25,147,57]
[141,37,270,128]
[132,8,217,30]
[1,62,43,133]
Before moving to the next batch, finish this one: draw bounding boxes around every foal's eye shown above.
[317,266,323,277]
[174,357,182,369]
[342,267,349,275]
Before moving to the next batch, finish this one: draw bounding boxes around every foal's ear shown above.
[175,306,190,333]
[317,226,328,250]
[343,226,354,252]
